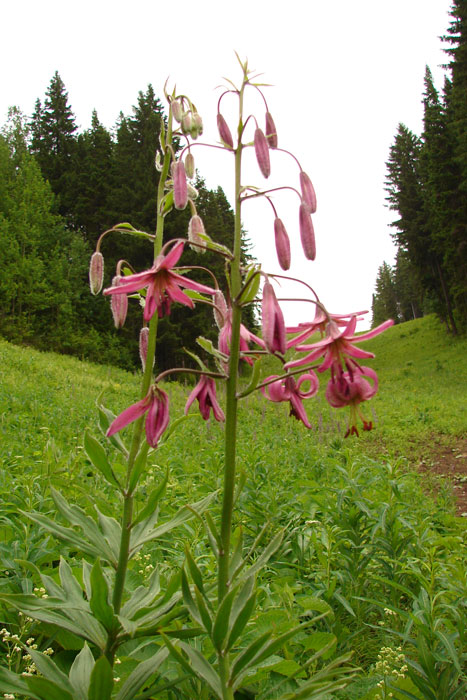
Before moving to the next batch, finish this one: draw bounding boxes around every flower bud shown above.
[89,252,104,295]
[265,112,278,148]
[181,112,193,135]
[254,128,271,178]
[187,183,199,200]
[273,218,291,270]
[217,113,234,148]
[139,327,151,371]
[213,289,228,329]
[188,215,206,253]
[173,161,188,210]
[191,113,203,138]
[171,99,183,123]
[185,152,195,179]
[110,276,128,328]
[299,171,317,213]
[262,281,286,355]
[155,151,163,172]
[299,203,316,260]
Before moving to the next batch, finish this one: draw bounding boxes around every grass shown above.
[0,314,466,699]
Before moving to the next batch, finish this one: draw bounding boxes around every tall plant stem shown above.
[111,120,173,622]
[218,83,245,603]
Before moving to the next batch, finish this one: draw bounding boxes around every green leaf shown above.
[28,648,74,693]
[69,643,95,700]
[96,392,129,457]
[0,666,40,698]
[84,430,121,489]
[179,642,222,698]
[230,631,272,687]
[185,547,205,594]
[115,647,169,700]
[238,359,262,398]
[333,591,356,617]
[26,676,74,700]
[243,529,283,580]
[88,655,113,700]
[194,586,213,634]
[196,336,229,363]
[132,468,168,526]
[227,589,257,651]
[238,264,261,303]
[120,566,161,620]
[181,568,202,626]
[159,190,174,216]
[90,559,119,632]
[58,557,86,605]
[212,585,237,651]
[128,441,150,493]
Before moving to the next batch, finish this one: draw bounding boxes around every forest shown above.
[371,0,466,334]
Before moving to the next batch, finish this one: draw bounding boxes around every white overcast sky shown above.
[2,0,453,327]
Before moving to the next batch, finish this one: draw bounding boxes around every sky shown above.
[2,0,454,328]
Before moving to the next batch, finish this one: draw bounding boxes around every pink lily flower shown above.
[286,308,369,349]
[262,281,286,355]
[185,376,225,422]
[285,317,394,373]
[103,242,216,322]
[261,372,319,428]
[107,386,170,448]
[325,366,378,437]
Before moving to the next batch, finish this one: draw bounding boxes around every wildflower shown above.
[185,152,195,179]
[273,218,291,271]
[286,307,368,348]
[89,251,104,295]
[213,289,229,330]
[299,171,317,213]
[173,161,188,210]
[171,99,183,123]
[262,281,286,355]
[265,112,278,148]
[325,366,378,436]
[261,373,319,428]
[104,242,216,322]
[217,113,234,148]
[254,128,271,178]
[139,327,150,371]
[110,275,129,328]
[107,386,170,448]
[298,203,316,260]
[185,376,225,421]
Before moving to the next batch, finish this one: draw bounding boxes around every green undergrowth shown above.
[0,315,466,698]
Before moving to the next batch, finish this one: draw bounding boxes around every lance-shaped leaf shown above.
[229,630,273,687]
[26,676,73,700]
[212,584,238,651]
[181,568,203,627]
[96,393,128,457]
[179,642,223,698]
[28,648,75,693]
[90,559,120,632]
[69,644,95,700]
[84,430,121,489]
[88,656,113,700]
[226,577,257,650]
[0,666,40,698]
[132,469,168,527]
[115,647,169,700]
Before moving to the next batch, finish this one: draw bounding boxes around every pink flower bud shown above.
[273,218,291,271]
[185,152,195,179]
[299,204,316,261]
[110,275,128,328]
[173,161,188,210]
[191,113,203,138]
[265,112,278,148]
[89,252,104,295]
[181,112,193,135]
[262,281,286,355]
[213,289,228,329]
[139,327,150,371]
[254,128,271,178]
[171,99,183,123]
[188,215,206,253]
[217,113,234,148]
[300,171,317,213]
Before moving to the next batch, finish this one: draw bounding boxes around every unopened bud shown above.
[273,218,291,270]
[185,152,195,179]
[191,113,203,138]
[262,281,286,355]
[89,252,104,295]
[265,112,278,148]
[187,183,198,200]
[254,128,270,178]
[155,151,163,172]
[299,203,316,261]
[188,215,206,253]
[171,99,183,123]
[172,161,188,210]
[110,276,128,329]
[217,113,234,148]
[181,112,193,135]
[139,327,151,371]
[213,289,228,329]
[299,171,317,213]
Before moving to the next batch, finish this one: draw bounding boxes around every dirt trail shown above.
[417,436,467,517]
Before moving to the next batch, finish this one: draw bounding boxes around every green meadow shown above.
[0,314,466,699]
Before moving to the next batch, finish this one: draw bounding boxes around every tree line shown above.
[372,0,466,333]
[0,78,254,370]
